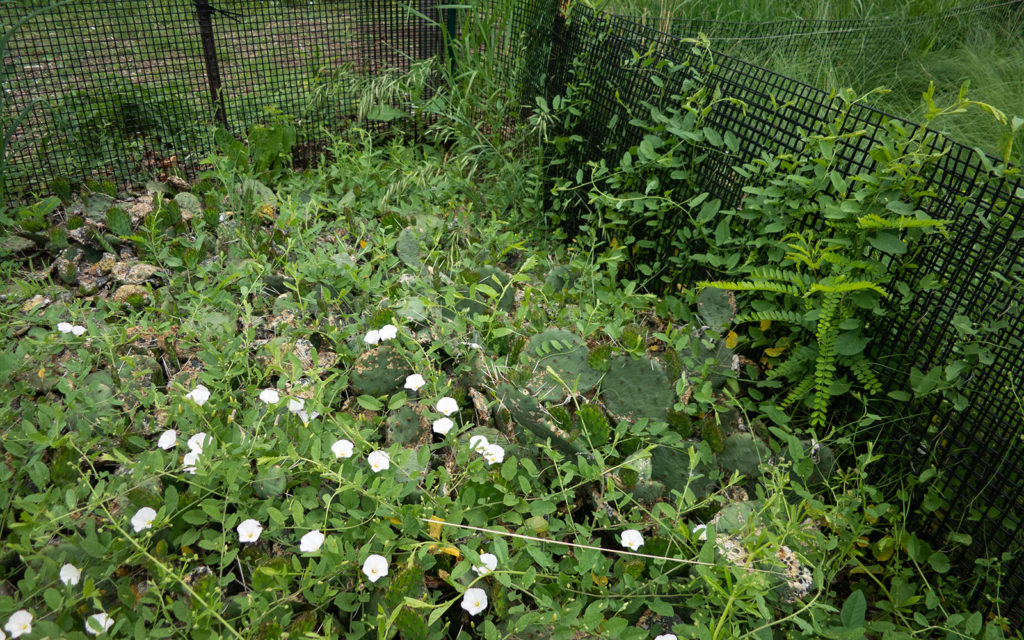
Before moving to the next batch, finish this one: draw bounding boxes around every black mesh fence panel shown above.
[543,3,1024,619]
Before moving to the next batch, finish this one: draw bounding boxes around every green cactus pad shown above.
[396,227,422,270]
[386,405,425,445]
[718,432,769,479]
[523,329,601,401]
[349,344,409,396]
[652,444,715,500]
[496,383,586,458]
[601,355,675,423]
[576,404,610,446]
[697,287,736,335]
[543,265,575,291]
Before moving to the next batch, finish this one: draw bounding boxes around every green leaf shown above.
[927,551,950,574]
[366,105,410,122]
[867,230,907,255]
[909,366,942,397]
[702,127,722,147]
[357,395,384,411]
[840,589,867,629]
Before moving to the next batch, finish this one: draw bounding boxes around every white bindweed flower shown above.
[472,553,498,576]
[4,610,32,638]
[299,530,325,553]
[436,396,458,416]
[432,417,454,435]
[654,635,678,640]
[404,374,425,391]
[362,554,389,582]
[482,443,505,465]
[364,329,381,345]
[237,519,263,543]
[185,384,210,406]
[187,432,210,454]
[620,529,644,551]
[367,450,390,472]
[71,324,87,336]
[157,429,177,450]
[331,439,354,459]
[182,450,200,474]
[57,322,74,334]
[287,398,305,414]
[378,324,398,341]
[692,524,707,541]
[131,507,157,533]
[461,588,488,616]
[85,612,114,635]
[469,435,489,454]
[60,563,82,586]
[259,388,280,405]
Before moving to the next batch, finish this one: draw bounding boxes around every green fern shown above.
[849,355,882,395]
[699,280,802,296]
[735,309,806,325]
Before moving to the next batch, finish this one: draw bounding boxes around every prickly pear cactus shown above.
[496,383,585,458]
[601,355,676,423]
[697,287,736,335]
[386,405,425,445]
[543,265,575,291]
[576,403,610,447]
[522,329,600,401]
[349,344,408,396]
[651,444,715,500]
[396,227,422,270]
[453,265,514,317]
[718,432,769,479]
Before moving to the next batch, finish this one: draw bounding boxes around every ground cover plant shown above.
[0,96,1016,637]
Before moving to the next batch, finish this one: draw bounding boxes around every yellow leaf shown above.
[725,330,738,349]
[591,572,608,587]
[760,320,771,332]
[427,517,444,540]
[765,346,787,357]
[359,240,368,249]
[388,517,401,526]
[428,544,461,559]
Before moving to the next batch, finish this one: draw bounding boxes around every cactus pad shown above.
[718,432,769,479]
[601,355,675,423]
[396,227,422,270]
[349,345,409,396]
[522,329,600,401]
[386,405,425,446]
[697,287,736,335]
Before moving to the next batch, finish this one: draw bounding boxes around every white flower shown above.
[157,429,177,450]
[299,530,325,553]
[367,450,390,472]
[472,553,498,576]
[483,444,505,465]
[404,374,425,391]
[259,388,280,404]
[654,635,678,640]
[296,409,319,425]
[432,417,454,435]
[331,439,354,459]
[85,612,114,635]
[362,554,389,582]
[287,398,305,414]
[131,507,157,532]
[692,524,707,541]
[59,563,82,586]
[4,610,32,638]
[185,384,210,406]
[364,329,381,345]
[71,324,87,336]
[57,321,74,334]
[461,588,488,616]
[378,324,398,341]
[237,518,263,543]
[469,435,489,454]
[186,432,210,454]
[620,529,644,551]
[436,396,458,416]
[182,450,200,474]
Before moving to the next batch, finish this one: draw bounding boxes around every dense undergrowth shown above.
[1,1,1021,636]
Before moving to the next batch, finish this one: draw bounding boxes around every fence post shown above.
[442,1,456,75]
[193,0,228,128]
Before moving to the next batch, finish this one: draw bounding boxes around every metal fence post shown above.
[193,0,228,128]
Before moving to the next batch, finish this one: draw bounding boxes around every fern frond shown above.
[766,345,817,380]
[849,355,882,395]
[699,280,802,296]
[857,214,949,229]
[811,292,841,427]
[736,310,806,325]
[808,280,888,297]
[748,267,815,288]
[780,372,816,409]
